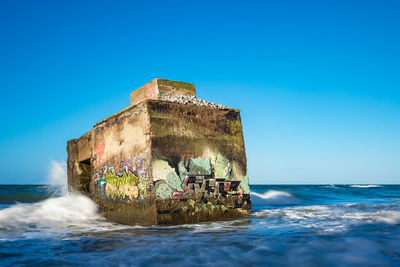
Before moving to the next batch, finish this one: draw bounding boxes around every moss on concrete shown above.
[157,79,196,96]
[156,195,251,224]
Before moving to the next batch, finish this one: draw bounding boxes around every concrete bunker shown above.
[67,78,251,225]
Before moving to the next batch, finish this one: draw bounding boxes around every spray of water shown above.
[46,159,68,196]
[0,159,129,237]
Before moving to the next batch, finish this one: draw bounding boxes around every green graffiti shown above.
[240,170,250,194]
[177,158,211,178]
[153,155,249,201]
[186,158,211,176]
[214,153,233,180]
[155,180,173,200]
[178,161,188,180]
[167,171,183,191]
[152,159,183,191]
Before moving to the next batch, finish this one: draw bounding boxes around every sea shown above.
[0,184,399,266]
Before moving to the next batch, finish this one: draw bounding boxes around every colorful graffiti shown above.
[95,157,152,202]
[214,153,233,180]
[95,153,249,203]
[154,156,249,201]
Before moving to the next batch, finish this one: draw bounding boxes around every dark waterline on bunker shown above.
[0,185,399,266]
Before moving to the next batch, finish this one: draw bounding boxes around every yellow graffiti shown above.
[105,183,139,200]
[105,171,138,187]
[97,157,152,201]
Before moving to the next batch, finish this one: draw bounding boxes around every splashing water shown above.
[47,159,67,185]
[0,193,118,236]
[45,159,68,196]
[0,184,400,266]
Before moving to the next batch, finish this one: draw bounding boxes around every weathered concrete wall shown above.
[67,131,92,193]
[67,103,158,225]
[91,102,157,225]
[130,78,196,106]
[67,79,251,226]
[147,100,251,224]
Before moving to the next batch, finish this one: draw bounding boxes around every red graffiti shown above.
[224,183,231,191]
[173,188,193,199]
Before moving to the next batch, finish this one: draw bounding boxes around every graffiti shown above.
[240,170,250,194]
[214,153,233,180]
[95,157,151,202]
[95,153,250,204]
[154,180,173,200]
[154,156,248,201]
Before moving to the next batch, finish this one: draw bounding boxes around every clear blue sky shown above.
[0,0,399,184]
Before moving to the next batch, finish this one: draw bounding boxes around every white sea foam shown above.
[251,190,292,199]
[350,185,382,188]
[0,160,137,239]
[250,190,299,205]
[372,211,400,224]
[0,192,127,237]
[253,203,400,234]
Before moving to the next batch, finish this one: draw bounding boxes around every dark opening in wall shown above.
[79,159,92,193]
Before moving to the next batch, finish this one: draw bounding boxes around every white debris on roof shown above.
[161,95,228,109]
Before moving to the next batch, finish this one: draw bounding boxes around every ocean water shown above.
[0,185,399,266]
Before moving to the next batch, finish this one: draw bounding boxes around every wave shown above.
[350,185,382,188]
[0,192,127,237]
[374,211,400,224]
[250,190,300,206]
[253,203,400,234]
